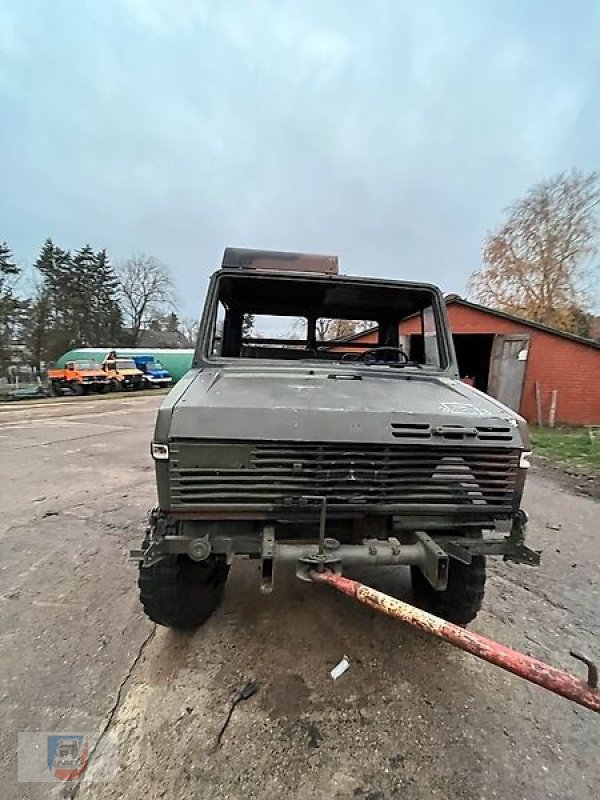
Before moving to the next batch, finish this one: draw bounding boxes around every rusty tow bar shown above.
[311,571,600,714]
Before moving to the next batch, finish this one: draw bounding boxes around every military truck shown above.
[132,248,539,630]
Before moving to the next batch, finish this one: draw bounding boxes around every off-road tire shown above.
[138,554,230,630]
[110,378,121,392]
[71,382,84,396]
[411,556,486,625]
[50,381,62,397]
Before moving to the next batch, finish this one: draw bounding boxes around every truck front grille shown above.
[169,441,519,514]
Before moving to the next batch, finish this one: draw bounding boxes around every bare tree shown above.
[469,170,600,333]
[179,317,200,346]
[316,318,374,340]
[117,255,175,345]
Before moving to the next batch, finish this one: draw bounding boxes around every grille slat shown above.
[169,441,519,512]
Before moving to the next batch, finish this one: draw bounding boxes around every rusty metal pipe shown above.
[311,570,600,715]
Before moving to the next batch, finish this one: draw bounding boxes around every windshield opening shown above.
[206,274,448,369]
[74,360,99,370]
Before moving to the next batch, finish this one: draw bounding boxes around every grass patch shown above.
[530,426,600,474]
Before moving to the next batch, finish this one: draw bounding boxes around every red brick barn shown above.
[340,297,600,425]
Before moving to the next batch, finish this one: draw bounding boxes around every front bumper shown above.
[145,375,172,385]
[130,508,540,592]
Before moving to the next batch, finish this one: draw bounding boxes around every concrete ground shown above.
[0,395,598,800]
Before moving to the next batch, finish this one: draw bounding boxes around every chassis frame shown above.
[130,505,540,593]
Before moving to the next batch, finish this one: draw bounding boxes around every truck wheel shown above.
[411,556,486,625]
[71,382,84,396]
[138,554,230,630]
[50,382,62,397]
[110,378,121,392]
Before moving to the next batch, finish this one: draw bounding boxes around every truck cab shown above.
[132,355,173,389]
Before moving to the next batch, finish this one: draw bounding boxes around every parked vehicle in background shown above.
[102,356,143,391]
[5,384,49,401]
[54,348,193,383]
[132,355,173,389]
[47,360,109,396]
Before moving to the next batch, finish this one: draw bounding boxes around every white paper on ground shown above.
[330,656,350,680]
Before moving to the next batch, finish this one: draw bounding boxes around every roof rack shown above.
[221,247,339,275]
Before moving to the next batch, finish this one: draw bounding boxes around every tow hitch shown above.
[310,570,600,715]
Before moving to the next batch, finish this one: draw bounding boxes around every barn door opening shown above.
[452,334,495,391]
[487,334,530,412]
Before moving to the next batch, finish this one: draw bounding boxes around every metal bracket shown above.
[128,509,172,567]
[260,526,275,594]
[415,531,449,590]
[128,538,165,568]
[443,541,473,565]
[503,509,541,565]
[570,650,598,689]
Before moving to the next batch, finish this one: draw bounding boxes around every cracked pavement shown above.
[0,395,598,799]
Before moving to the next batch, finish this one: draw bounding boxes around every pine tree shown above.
[31,239,74,359]
[27,239,123,362]
[0,242,21,371]
[71,244,97,345]
[25,290,52,370]
[91,249,123,344]
[0,241,19,280]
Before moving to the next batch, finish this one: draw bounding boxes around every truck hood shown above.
[168,365,526,446]
[148,369,171,378]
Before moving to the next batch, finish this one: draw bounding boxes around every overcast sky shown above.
[1,0,599,317]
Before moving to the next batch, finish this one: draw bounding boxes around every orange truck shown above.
[47,359,110,396]
[101,356,144,391]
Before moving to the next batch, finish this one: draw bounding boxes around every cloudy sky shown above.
[1,0,599,316]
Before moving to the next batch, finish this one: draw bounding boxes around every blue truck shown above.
[132,355,173,389]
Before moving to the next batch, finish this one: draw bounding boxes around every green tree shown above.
[25,239,124,363]
[0,241,22,371]
[93,249,123,344]
[30,239,74,359]
[71,244,97,344]
[71,245,122,345]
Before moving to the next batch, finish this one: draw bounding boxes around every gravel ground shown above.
[0,395,597,800]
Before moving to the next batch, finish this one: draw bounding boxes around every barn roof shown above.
[329,295,600,351]
[444,296,600,351]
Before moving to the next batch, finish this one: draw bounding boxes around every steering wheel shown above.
[357,346,408,364]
